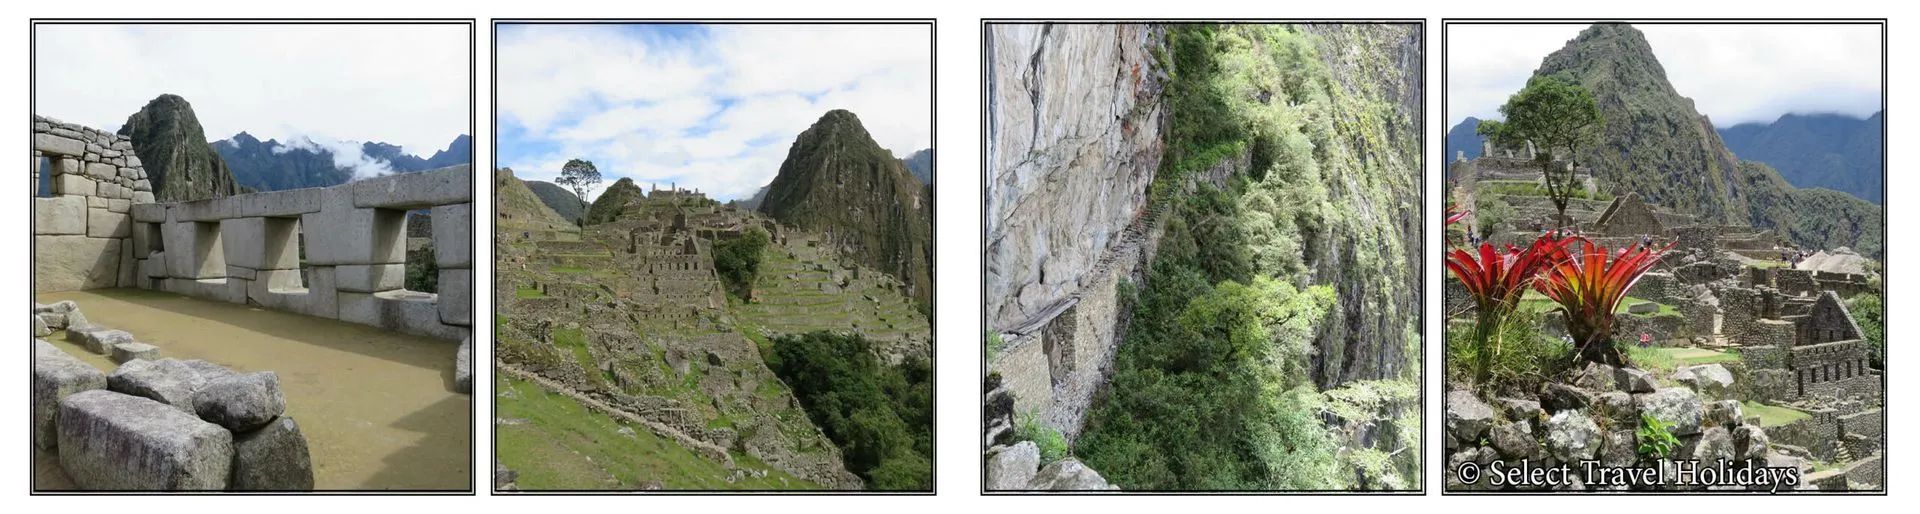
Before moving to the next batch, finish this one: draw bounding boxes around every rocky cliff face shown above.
[117,94,239,202]
[758,110,934,308]
[983,24,1166,330]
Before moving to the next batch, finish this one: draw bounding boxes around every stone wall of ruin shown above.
[127,165,473,341]
[32,116,157,292]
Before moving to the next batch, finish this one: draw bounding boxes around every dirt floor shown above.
[34,288,472,491]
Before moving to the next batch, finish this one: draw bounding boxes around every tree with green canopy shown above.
[1497,76,1604,226]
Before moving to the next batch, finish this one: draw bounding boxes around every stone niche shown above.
[33,116,156,293]
[128,165,474,341]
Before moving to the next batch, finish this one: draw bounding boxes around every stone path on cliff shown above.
[1000,198,1169,338]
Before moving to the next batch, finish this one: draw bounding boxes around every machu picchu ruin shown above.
[32,106,474,491]
[30,21,475,491]
[494,111,934,491]
[1442,22,1883,492]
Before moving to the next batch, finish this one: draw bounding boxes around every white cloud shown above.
[34,24,469,158]
[275,136,397,180]
[1447,23,1882,128]
[497,24,932,202]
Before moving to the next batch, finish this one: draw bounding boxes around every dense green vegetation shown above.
[1847,291,1884,369]
[1075,24,1421,490]
[405,246,438,293]
[713,228,770,301]
[765,331,932,490]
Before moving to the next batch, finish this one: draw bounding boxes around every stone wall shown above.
[128,165,473,341]
[33,116,157,292]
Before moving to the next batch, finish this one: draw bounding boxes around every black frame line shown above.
[487,18,938,496]
[27,18,479,495]
[1437,17,1889,496]
[977,18,1427,495]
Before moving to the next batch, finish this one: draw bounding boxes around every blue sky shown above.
[35,24,469,162]
[496,23,933,201]
[1448,24,1882,129]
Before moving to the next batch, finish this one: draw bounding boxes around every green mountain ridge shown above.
[1531,23,1882,259]
[757,110,934,310]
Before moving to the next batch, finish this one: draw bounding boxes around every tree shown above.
[555,158,601,199]
[1474,119,1509,151]
[1497,76,1603,226]
[713,228,770,301]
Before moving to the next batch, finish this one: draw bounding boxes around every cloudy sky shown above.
[35,24,470,164]
[496,23,933,202]
[1447,23,1882,129]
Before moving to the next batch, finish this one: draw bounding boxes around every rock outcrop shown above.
[758,110,934,307]
[117,94,240,202]
[983,23,1165,330]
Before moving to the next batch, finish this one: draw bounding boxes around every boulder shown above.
[1628,302,1658,314]
[231,416,315,491]
[1545,410,1602,461]
[1704,400,1744,429]
[1446,390,1496,442]
[455,336,473,394]
[984,441,1040,491]
[33,340,107,450]
[1540,383,1593,413]
[1600,430,1638,467]
[65,309,90,330]
[1672,364,1734,398]
[1635,387,1704,436]
[56,390,232,490]
[33,314,52,336]
[38,312,67,331]
[1488,421,1538,460]
[109,358,220,412]
[111,342,159,363]
[192,372,286,431]
[1690,426,1736,464]
[1572,362,1617,392]
[1732,424,1770,461]
[1615,367,1658,393]
[82,329,134,355]
[1589,391,1637,426]
[1028,458,1116,490]
[1497,398,1544,429]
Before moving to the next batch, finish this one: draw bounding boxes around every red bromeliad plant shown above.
[1534,237,1675,366]
[1446,203,1471,226]
[1445,235,1571,383]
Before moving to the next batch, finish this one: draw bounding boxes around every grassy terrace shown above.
[495,375,816,490]
[1625,346,1741,374]
[1742,400,1811,428]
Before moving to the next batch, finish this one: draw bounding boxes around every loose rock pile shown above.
[983,441,1118,491]
[1446,362,1793,491]
[32,302,314,491]
[38,301,158,363]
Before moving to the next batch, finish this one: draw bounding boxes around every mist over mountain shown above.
[1718,111,1882,204]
